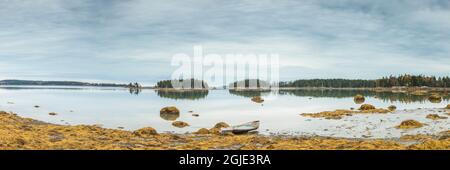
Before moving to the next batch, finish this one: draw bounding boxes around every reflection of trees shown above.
[229,89,271,98]
[129,88,142,95]
[279,89,450,104]
[156,90,209,100]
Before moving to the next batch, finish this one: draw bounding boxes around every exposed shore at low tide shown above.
[0,111,448,150]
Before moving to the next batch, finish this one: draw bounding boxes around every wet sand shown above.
[0,111,448,150]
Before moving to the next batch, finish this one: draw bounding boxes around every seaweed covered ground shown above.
[0,111,448,150]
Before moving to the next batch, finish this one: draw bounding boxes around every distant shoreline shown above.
[2,85,450,92]
[1,79,449,92]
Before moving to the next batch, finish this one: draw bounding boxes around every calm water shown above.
[0,86,449,139]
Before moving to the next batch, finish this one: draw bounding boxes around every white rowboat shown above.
[220,121,260,134]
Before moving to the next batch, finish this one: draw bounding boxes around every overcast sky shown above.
[1,0,449,85]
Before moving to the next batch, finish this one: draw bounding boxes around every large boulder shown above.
[353,95,365,104]
[160,106,180,121]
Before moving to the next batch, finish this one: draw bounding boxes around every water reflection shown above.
[279,89,450,104]
[128,88,142,95]
[160,112,179,121]
[228,89,271,98]
[155,90,209,100]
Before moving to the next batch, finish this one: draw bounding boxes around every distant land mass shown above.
[0,80,127,87]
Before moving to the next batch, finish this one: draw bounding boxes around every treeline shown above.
[280,75,450,88]
[374,75,450,87]
[0,80,126,87]
[280,79,375,88]
[229,79,271,89]
[156,79,208,89]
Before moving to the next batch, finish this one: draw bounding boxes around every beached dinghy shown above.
[221,121,260,134]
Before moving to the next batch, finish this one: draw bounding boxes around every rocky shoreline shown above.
[0,111,448,150]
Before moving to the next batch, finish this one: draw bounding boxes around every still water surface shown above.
[0,86,448,139]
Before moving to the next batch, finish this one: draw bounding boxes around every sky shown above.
[0,0,450,85]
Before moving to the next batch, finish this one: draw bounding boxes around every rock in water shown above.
[133,127,158,136]
[172,121,189,128]
[194,128,209,134]
[49,112,58,116]
[428,94,442,103]
[396,120,424,129]
[160,106,180,121]
[251,96,264,103]
[359,104,375,110]
[388,105,397,111]
[353,95,365,104]
[445,104,450,109]
[426,114,448,120]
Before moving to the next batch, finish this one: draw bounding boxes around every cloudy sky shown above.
[0,0,449,85]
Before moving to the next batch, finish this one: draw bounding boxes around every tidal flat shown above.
[0,86,449,149]
[0,111,449,150]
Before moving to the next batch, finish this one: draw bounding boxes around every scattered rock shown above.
[396,120,424,129]
[388,105,397,111]
[353,94,365,104]
[426,114,448,120]
[301,110,353,120]
[48,112,58,116]
[160,106,180,121]
[194,128,210,134]
[133,127,158,136]
[214,122,230,129]
[172,121,189,128]
[209,127,221,135]
[428,94,442,103]
[251,96,264,103]
[160,106,180,114]
[34,105,40,108]
[359,104,375,110]
[192,114,199,117]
